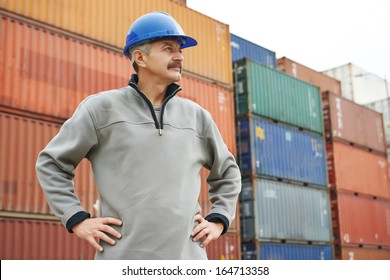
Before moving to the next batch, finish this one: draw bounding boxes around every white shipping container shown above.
[323,63,390,105]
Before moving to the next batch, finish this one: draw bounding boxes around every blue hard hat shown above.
[123,11,198,56]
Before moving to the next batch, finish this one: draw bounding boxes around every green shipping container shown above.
[233,58,323,134]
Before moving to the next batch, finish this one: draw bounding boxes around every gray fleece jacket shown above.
[36,75,241,259]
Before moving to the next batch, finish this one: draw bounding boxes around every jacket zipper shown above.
[129,82,181,136]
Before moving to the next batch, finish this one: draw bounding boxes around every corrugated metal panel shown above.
[0,217,95,259]
[331,191,390,247]
[0,111,99,215]
[206,232,241,260]
[365,98,390,146]
[253,179,331,242]
[0,0,233,86]
[0,15,236,154]
[233,58,323,134]
[323,91,386,155]
[242,241,257,260]
[327,142,390,199]
[0,15,129,118]
[258,242,334,260]
[237,116,327,186]
[230,34,276,68]
[339,246,390,260]
[277,57,342,95]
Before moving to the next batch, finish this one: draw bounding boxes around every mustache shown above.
[168,62,183,72]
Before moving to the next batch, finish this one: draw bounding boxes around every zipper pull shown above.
[158,128,163,136]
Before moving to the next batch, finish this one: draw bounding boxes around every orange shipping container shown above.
[0,217,95,259]
[277,57,342,95]
[327,142,390,199]
[0,15,236,154]
[0,0,233,86]
[323,91,386,155]
[331,191,390,248]
[0,111,99,216]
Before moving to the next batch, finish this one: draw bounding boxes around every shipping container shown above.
[257,242,334,260]
[0,15,130,118]
[337,245,390,260]
[323,63,390,104]
[0,15,237,154]
[233,58,323,134]
[331,191,390,248]
[365,98,390,146]
[323,91,386,155]
[206,232,241,260]
[0,216,241,260]
[277,57,342,95]
[237,116,327,186]
[0,217,95,259]
[0,0,233,86]
[230,34,276,68]
[327,142,390,199]
[0,111,99,216]
[250,179,331,242]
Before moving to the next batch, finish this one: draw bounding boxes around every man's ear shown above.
[133,50,147,70]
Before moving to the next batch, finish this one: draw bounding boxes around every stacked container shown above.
[0,0,240,260]
[277,57,342,96]
[233,56,333,259]
[322,91,390,259]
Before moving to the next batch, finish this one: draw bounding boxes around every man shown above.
[36,11,241,260]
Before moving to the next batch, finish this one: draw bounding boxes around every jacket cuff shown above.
[205,213,229,235]
[66,211,91,233]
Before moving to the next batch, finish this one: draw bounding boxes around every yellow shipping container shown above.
[0,0,232,86]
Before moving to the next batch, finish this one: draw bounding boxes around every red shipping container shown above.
[323,91,386,155]
[327,141,390,199]
[0,217,95,259]
[0,216,240,260]
[331,191,390,248]
[277,57,342,95]
[338,246,390,260]
[0,15,236,154]
[0,110,99,216]
[206,232,241,260]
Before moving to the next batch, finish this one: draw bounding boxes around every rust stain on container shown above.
[0,0,232,85]
[327,142,390,199]
[0,111,99,215]
[277,57,342,95]
[323,91,386,155]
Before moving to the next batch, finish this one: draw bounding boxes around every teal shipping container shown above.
[240,178,331,243]
[233,58,323,134]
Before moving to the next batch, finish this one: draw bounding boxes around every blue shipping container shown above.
[258,242,334,260]
[231,34,276,68]
[237,116,327,186]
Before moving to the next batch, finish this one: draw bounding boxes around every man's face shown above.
[143,39,184,84]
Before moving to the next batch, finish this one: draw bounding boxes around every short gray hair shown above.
[127,41,152,72]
